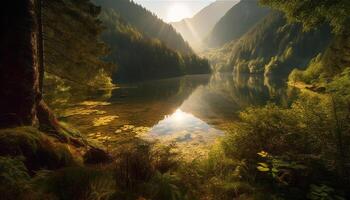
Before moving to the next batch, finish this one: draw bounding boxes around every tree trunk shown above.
[0,0,61,136]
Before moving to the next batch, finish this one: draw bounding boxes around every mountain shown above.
[93,0,193,55]
[205,0,270,48]
[171,0,238,51]
[99,9,210,82]
[211,12,332,76]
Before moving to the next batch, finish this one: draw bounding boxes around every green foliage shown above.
[327,68,350,98]
[0,157,31,200]
[99,9,211,82]
[174,145,255,200]
[149,172,183,200]
[94,0,193,55]
[44,0,114,88]
[220,92,350,198]
[257,152,307,185]
[208,179,254,200]
[111,138,181,199]
[34,167,115,200]
[259,0,350,34]
[307,184,345,200]
[226,12,332,76]
[288,34,350,84]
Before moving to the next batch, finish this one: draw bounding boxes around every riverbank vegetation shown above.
[0,0,349,199]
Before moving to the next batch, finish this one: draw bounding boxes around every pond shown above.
[46,73,298,158]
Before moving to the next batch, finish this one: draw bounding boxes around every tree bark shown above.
[0,0,39,127]
[0,0,61,135]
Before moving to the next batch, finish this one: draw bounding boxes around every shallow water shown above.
[46,73,297,158]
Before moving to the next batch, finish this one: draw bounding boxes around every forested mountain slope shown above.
[100,9,211,82]
[94,0,193,55]
[290,33,350,84]
[205,0,270,48]
[171,0,238,51]
[225,12,333,76]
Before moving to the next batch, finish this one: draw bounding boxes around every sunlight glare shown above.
[172,109,186,121]
[166,4,192,22]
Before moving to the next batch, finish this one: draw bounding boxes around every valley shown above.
[0,0,349,199]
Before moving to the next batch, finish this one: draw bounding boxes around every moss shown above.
[0,127,79,172]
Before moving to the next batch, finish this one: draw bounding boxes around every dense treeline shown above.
[205,1,333,77]
[227,12,332,76]
[94,0,193,55]
[263,0,350,85]
[100,9,211,82]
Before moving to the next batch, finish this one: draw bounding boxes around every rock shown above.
[83,147,112,164]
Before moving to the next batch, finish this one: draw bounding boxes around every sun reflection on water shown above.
[148,109,223,143]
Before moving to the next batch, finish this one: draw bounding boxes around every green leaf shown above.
[258,162,269,168]
[257,166,270,172]
[271,167,278,173]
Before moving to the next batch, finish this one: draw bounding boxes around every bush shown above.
[33,167,116,200]
[220,93,349,198]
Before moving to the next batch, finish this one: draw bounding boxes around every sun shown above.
[166,4,192,22]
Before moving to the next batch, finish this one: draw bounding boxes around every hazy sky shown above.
[133,0,216,22]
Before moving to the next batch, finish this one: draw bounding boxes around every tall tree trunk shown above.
[0,0,39,127]
[0,0,61,136]
[37,0,45,93]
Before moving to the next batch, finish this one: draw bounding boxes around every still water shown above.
[47,73,297,157]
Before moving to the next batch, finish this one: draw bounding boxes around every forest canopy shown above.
[260,0,350,34]
[99,7,211,82]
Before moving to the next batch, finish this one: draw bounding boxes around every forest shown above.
[0,0,349,200]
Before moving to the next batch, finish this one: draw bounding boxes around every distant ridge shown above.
[171,0,238,51]
[205,0,270,48]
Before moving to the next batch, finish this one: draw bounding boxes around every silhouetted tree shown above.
[0,0,61,134]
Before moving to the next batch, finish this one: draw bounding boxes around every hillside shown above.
[205,0,270,48]
[171,0,238,51]
[94,0,193,55]
[289,33,350,84]
[225,12,333,76]
[100,9,211,82]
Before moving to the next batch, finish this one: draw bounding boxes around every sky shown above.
[133,0,216,22]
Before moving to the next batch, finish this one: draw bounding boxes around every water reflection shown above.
[149,109,223,143]
[179,73,296,126]
[46,73,298,156]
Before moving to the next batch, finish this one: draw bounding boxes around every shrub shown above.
[33,167,116,200]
